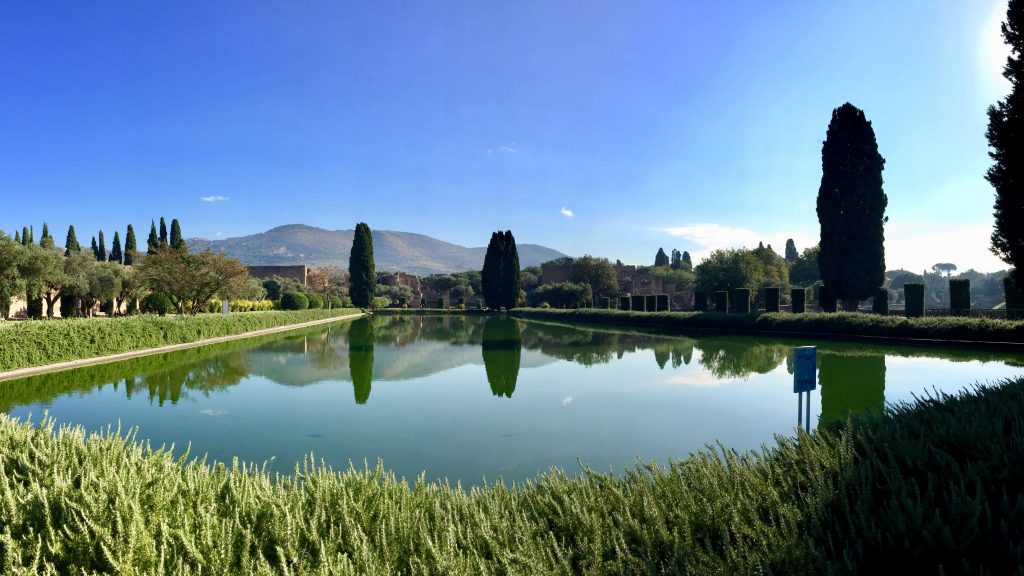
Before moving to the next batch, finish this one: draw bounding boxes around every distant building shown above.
[248,265,307,285]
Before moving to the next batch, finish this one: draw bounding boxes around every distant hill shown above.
[187,224,567,275]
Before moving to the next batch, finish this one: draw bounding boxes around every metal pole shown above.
[798,391,803,428]
[806,390,812,433]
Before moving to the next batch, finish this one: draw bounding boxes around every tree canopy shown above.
[137,247,249,315]
[654,248,669,267]
[348,222,376,308]
[569,255,619,297]
[481,230,522,309]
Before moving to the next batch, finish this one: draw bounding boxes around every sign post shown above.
[222,300,230,315]
[793,346,816,432]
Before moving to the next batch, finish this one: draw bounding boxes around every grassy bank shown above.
[511,307,1024,345]
[0,378,1020,574]
[0,309,361,373]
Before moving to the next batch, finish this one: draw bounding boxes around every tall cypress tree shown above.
[785,239,798,263]
[499,230,522,309]
[147,220,160,255]
[124,225,137,265]
[21,227,29,246]
[170,219,184,250]
[97,231,107,261]
[110,231,123,264]
[64,225,80,256]
[14,230,20,244]
[39,222,54,249]
[159,217,168,246]
[654,247,669,267]
[670,249,682,270]
[90,237,99,260]
[816,103,887,310]
[348,222,376,308]
[481,232,502,308]
[682,251,692,272]
[988,0,1024,286]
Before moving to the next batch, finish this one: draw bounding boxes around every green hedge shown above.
[306,293,324,310]
[618,295,631,311]
[645,295,656,313]
[904,283,925,318]
[631,295,646,312]
[765,287,780,313]
[1006,276,1024,320]
[694,291,708,312]
[949,279,970,315]
[280,292,309,311]
[0,309,361,373]
[0,376,1020,573]
[141,293,175,316]
[714,290,729,313]
[819,285,837,313]
[791,288,807,314]
[872,288,889,315]
[732,288,751,314]
[655,294,669,312]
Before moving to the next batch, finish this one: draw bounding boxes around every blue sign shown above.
[793,346,817,392]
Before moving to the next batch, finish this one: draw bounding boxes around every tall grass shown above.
[0,309,361,373]
[0,377,1021,573]
[511,308,1024,345]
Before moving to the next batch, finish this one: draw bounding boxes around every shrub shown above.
[819,285,837,313]
[904,283,925,318]
[370,296,391,309]
[631,295,646,312]
[280,292,309,311]
[791,288,807,313]
[714,290,729,313]
[1004,275,1024,320]
[732,288,751,313]
[262,279,282,301]
[694,291,708,312]
[141,293,175,316]
[618,296,631,311]
[306,293,324,310]
[873,288,889,315]
[436,297,446,309]
[655,294,669,312]
[329,296,344,309]
[765,287,780,312]
[645,295,657,313]
[949,279,970,315]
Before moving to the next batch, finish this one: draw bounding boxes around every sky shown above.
[0,1,1013,273]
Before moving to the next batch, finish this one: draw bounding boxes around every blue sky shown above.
[0,1,1012,272]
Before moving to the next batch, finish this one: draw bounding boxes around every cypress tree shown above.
[28,225,33,244]
[670,249,682,270]
[14,231,20,244]
[988,0,1024,286]
[40,222,54,249]
[90,236,99,260]
[348,222,376,308]
[170,219,184,250]
[654,247,669,267]
[64,225,80,256]
[682,251,692,272]
[147,221,160,255]
[110,231,123,264]
[97,231,107,261]
[785,239,798,263]
[816,103,887,310]
[21,227,28,246]
[481,232,502,308]
[499,230,522,309]
[124,225,137,265]
[159,217,168,246]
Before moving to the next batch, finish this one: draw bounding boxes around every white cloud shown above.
[562,396,573,406]
[560,207,574,217]
[660,223,816,265]
[214,231,224,238]
[500,143,517,153]
[201,195,229,202]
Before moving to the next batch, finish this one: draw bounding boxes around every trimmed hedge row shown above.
[508,308,1024,344]
[0,309,362,373]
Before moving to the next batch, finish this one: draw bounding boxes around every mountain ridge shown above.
[187,224,567,275]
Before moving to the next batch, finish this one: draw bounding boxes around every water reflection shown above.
[349,318,375,404]
[481,318,521,398]
[819,352,886,424]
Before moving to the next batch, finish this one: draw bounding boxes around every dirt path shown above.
[0,312,365,382]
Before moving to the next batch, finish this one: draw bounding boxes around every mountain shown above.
[187,224,567,275]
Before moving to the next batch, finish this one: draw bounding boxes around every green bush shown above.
[631,295,646,312]
[655,294,669,312]
[261,279,282,301]
[141,293,175,316]
[694,291,708,312]
[819,285,837,313]
[791,288,807,313]
[436,297,446,309]
[872,288,889,315]
[764,287,780,313]
[949,279,970,315]
[618,296,631,311]
[731,288,751,313]
[328,296,344,309]
[280,292,309,311]
[714,290,729,313]
[645,295,656,313]
[1005,275,1024,320]
[904,283,925,318]
[306,293,324,310]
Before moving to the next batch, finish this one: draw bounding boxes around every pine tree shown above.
[159,217,168,246]
[147,221,160,255]
[499,231,522,309]
[682,251,692,272]
[785,239,798,263]
[654,247,669,267]
[348,222,376,308]
[670,249,682,270]
[816,102,887,309]
[124,225,137,265]
[97,231,107,261]
[988,0,1024,286]
[64,225,81,256]
[170,219,184,250]
[110,231,123,264]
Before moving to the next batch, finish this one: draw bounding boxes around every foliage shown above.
[670,248,682,270]
[280,292,309,311]
[348,222,376,308]
[97,230,107,262]
[732,288,751,313]
[0,233,25,319]
[159,217,168,246]
[904,283,925,318]
[140,293,175,316]
[306,293,324,309]
[789,245,820,288]
[1004,274,1024,319]
[618,295,631,311]
[654,247,669,267]
[765,287,780,312]
[137,247,250,315]
[262,278,282,300]
[873,288,889,315]
[376,284,415,307]
[569,255,619,297]
[528,281,592,309]
[481,230,521,309]
[694,291,707,312]
[791,288,808,313]
[147,220,160,255]
[949,279,971,314]
[643,265,696,292]
[681,251,692,272]
[63,225,80,257]
[817,102,888,304]
[714,290,729,312]
[695,249,763,294]
[987,0,1024,286]
[371,296,392,310]
[784,239,798,263]
[124,224,137,266]
[110,230,123,264]
[818,285,837,313]
[170,218,185,250]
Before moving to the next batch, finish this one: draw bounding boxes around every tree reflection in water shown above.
[481,317,522,398]
[348,318,375,404]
